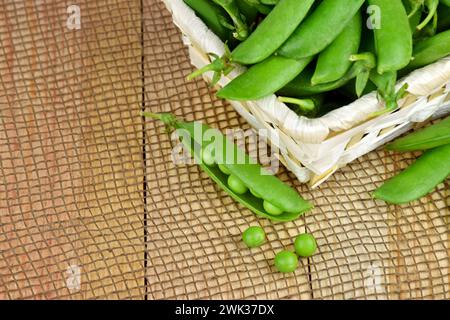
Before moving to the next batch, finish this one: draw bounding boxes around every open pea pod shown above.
[144,112,312,222]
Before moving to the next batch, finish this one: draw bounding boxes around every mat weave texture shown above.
[0,0,448,299]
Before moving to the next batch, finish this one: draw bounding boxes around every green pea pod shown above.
[278,53,376,97]
[277,0,365,59]
[212,0,249,40]
[368,0,413,74]
[374,144,450,204]
[386,116,450,151]
[231,0,315,65]
[405,29,450,71]
[143,112,312,221]
[312,11,362,85]
[183,0,232,42]
[217,55,313,100]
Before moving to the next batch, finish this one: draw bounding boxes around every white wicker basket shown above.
[163,0,450,187]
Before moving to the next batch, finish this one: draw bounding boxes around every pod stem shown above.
[348,52,377,96]
[416,0,439,30]
[187,47,233,86]
[212,0,249,40]
[278,97,316,113]
[369,71,409,117]
[407,0,424,18]
[142,112,178,130]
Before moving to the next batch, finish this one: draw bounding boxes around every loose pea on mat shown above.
[277,0,365,59]
[274,251,298,273]
[367,0,413,74]
[143,112,312,221]
[373,144,450,204]
[242,226,266,248]
[294,233,317,257]
[231,0,315,65]
[311,11,362,85]
[386,116,450,151]
[217,55,313,101]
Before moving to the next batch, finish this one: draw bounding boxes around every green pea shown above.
[218,163,231,175]
[274,250,298,273]
[202,148,216,166]
[263,200,283,216]
[250,188,261,198]
[242,226,266,248]
[227,174,248,194]
[294,233,317,257]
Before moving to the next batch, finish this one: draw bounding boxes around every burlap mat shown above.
[0,0,448,299]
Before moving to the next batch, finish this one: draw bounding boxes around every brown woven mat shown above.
[0,0,448,299]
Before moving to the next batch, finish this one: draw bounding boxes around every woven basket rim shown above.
[163,0,450,185]
[164,0,450,141]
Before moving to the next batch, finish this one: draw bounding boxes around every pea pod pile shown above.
[144,112,312,221]
[374,116,450,204]
[185,0,450,118]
